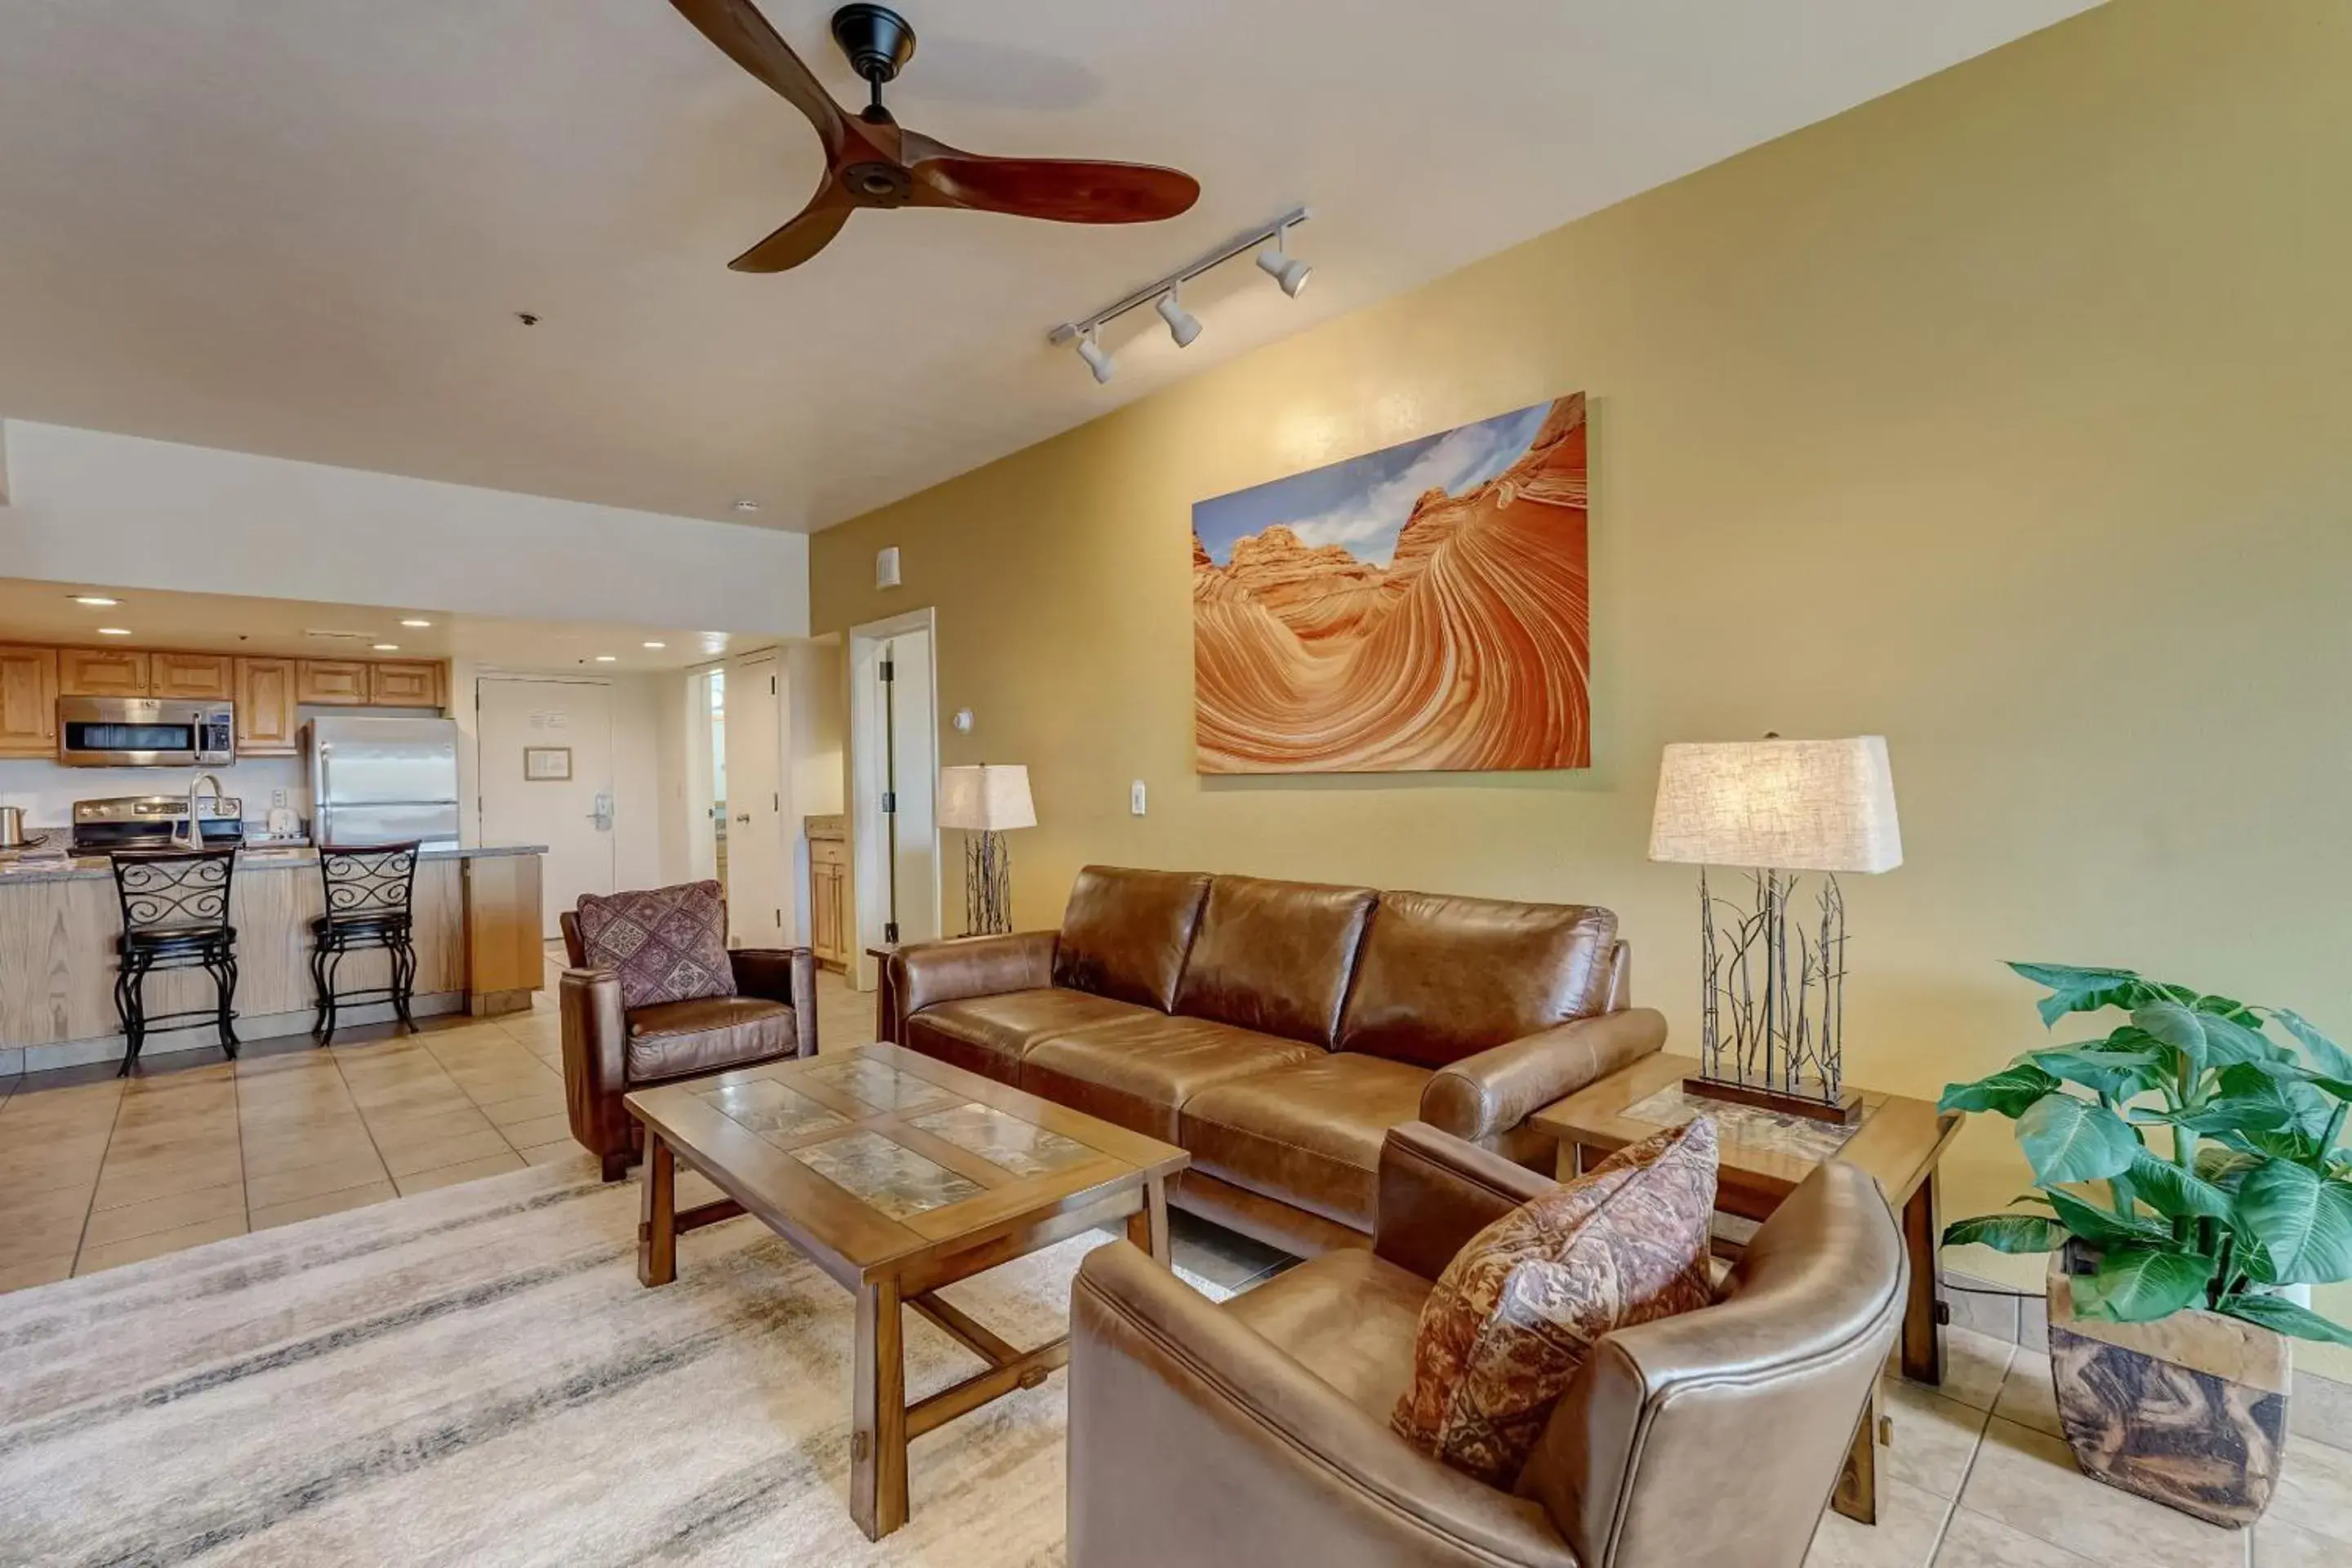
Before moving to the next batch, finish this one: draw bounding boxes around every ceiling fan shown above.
[668,0,1202,272]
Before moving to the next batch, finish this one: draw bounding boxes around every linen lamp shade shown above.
[1648,737,1901,874]
[938,764,1036,832]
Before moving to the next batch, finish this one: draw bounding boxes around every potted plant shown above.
[1938,962,2352,1526]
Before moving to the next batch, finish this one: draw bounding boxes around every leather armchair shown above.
[558,911,817,1181]
[1069,1124,1905,1568]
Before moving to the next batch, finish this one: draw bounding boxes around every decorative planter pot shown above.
[2046,1254,2289,1528]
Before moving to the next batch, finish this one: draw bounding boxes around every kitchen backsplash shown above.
[0,755,310,829]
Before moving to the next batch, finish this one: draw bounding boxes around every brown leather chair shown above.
[558,911,817,1181]
[1069,1123,1905,1568]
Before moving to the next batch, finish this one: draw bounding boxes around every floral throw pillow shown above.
[1392,1118,1720,1486]
[576,881,737,1011]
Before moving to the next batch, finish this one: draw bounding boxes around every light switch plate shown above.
[1130,780,1147,816]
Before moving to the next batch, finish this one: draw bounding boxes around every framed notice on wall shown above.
[523,746,572,782]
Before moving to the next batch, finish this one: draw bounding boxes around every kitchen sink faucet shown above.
[176,773,228,851]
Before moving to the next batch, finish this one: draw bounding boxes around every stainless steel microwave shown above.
[56,697,236,768]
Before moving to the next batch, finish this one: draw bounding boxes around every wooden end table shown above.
[626,1044,1187,1541]
[1530,1053,1962,1526]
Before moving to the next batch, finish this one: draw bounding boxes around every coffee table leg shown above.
[1900,1169,1944,1386]
[851,1276,908,1540]
[1124,1175,1170,1265]
[637,1131,676,1288]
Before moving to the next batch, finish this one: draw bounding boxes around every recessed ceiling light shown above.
[643,641,666,650]
[97,626,132,636]
[372,644,399,652]
[69,595,121,608]
[595,654,618,662]
[732,499,761,513]
[399,618,432,628]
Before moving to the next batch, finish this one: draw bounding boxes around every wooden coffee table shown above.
[1530,1053,1962,1526]
[625,1044,1188,1541]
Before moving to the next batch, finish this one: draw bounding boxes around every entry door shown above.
[477,677,617,938]
[724,653,786,947]
[884,629,939,950]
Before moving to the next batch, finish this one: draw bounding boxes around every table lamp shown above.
[938,764,1036,936]
[1647,735,1902,1123]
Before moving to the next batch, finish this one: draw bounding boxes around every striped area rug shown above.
[0,1163,1208,1566]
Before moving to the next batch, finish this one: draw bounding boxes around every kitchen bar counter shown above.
[0,844,548,1074]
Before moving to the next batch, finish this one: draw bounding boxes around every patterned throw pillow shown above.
[575,881,737,1011]
[1392,1118,1719,1486]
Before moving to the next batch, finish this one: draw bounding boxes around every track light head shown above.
[1256,237,1312,298]
[1155,287,1202,349]
[1076,327,1114,384]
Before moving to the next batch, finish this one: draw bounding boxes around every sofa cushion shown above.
[1392,1118,1719,1486]
[1180,1053,1431,1232]
[1053,866,1211,1011]
[576,881,736,1011]
[1171,875,1378,1047]
[625,996,793,1084]
[1339,892,1619,1067]
[1022,1013,1318,1142]
[1222,1248,1432,1422]
[902,988,1156,1085]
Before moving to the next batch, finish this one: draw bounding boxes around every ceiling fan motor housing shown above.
[831,4,915,85]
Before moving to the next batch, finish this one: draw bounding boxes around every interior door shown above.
[477,677,617,938]
[724,653,785,947]
[884,628,939,948]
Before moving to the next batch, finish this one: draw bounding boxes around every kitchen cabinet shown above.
[150,651,234,699]
[296,659,371,706]
[58,647,151,697]
[0,645,60,759]
[368,660,442,708]
[234,657,300,755]
[808,826,849,972]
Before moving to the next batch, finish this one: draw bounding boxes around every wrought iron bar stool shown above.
[109,847,242,1076]
[310,840,422,1045]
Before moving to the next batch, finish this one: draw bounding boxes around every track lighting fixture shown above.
[1050,207,1311,384]
[1255,222,1312,297]
[1155,286,1202,348]
[1076,326,1115,384]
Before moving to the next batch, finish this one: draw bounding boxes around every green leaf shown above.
[2042,1184,2171,1246]
[2233,1161,2352,1285]
[2074,1246,2216,1322]
[2125,1149,2237,1222]
[1944,1214,2070,1254]
[1939,1062,2063,1119]
[2214,1127,2328,1165]
[2194,1145,2261,1191]
[2009,962,2151,1027]
[2216,1292,2352,1346]
[2133,1002,2289,1076]
[2212,1063,2335,1138]
[2017,1093,2143,1185]
[2029,1045,2169,1102]
[2271,1009,2352,1080]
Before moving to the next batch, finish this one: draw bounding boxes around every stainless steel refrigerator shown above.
[305,716,462,849]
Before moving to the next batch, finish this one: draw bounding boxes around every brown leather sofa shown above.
[885,866,1667,1255]
[1069,1124,1905,1568]
[558,911,817,1180]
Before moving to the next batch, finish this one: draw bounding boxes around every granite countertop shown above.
[0,842,548,885]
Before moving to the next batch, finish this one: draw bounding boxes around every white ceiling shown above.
[0,577,749,674]
[0,1,2097,532]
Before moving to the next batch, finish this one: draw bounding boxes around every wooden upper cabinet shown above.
[0,645,60,759]
[149,650,233,699]
[368,660,442,708]
[58,647,151,697]
[234,657,300,755]
[295,658,370,706]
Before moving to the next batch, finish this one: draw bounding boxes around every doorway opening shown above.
[848,608,939,991]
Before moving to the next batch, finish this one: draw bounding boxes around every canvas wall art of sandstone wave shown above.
[1193,393,1590,774]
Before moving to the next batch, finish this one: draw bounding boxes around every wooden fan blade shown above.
[669,0,847,154]
[909,154,1200,224]
[729,185,854,272]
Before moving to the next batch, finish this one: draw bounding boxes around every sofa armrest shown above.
[1068,1241,1575,1568]
[1420,1008,1667,1146]
[728,947,818,1056]
[559,966,633,1157]
[1372,1122,1557,1281]
[884,930,1058,1036]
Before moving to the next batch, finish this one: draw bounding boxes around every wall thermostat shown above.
[875,546,902,589]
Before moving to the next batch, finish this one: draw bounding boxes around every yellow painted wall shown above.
[813,0,2352,1373]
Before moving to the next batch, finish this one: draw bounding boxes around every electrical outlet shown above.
[271,790,287,808]
[1130,780,1147,816]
